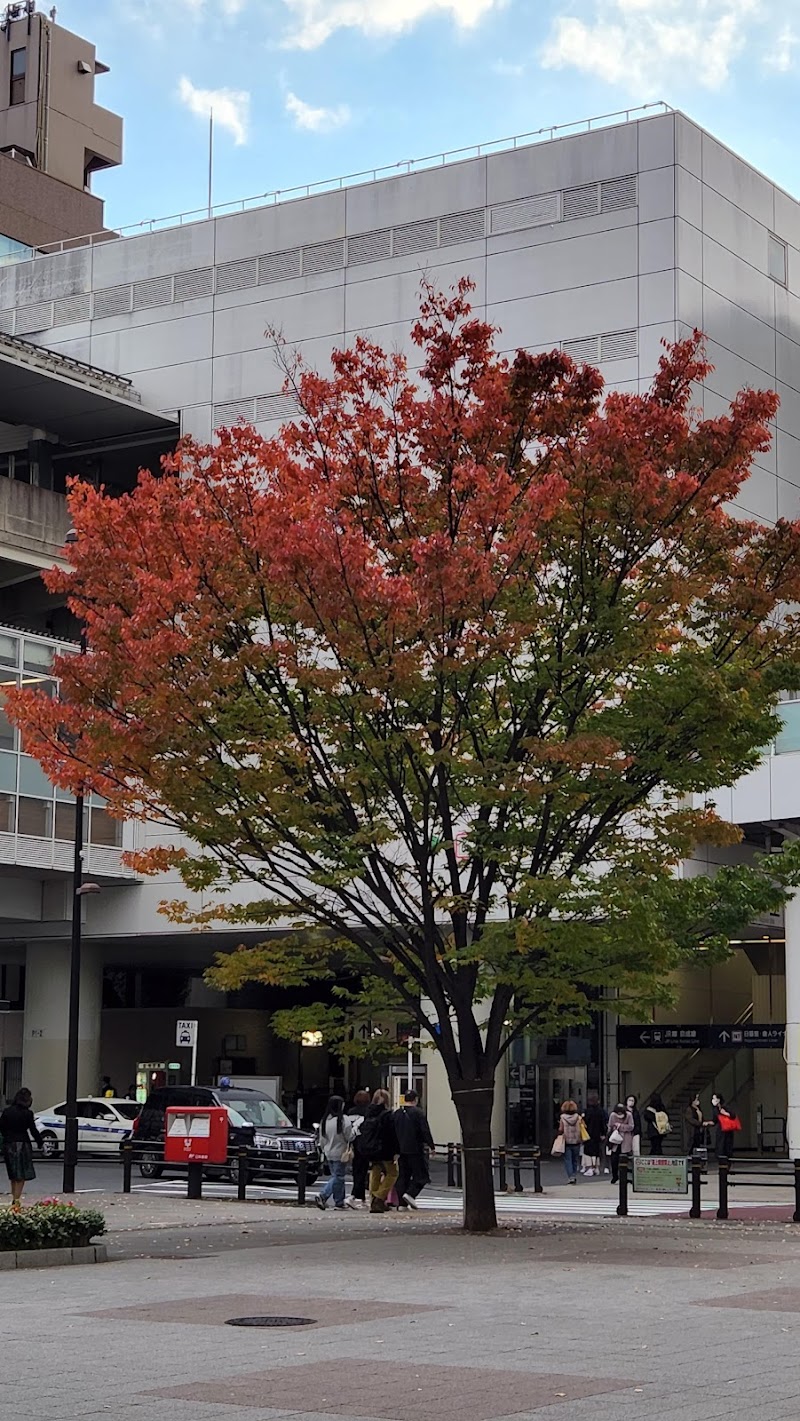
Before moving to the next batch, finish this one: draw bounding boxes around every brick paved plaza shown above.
[6,1195,800,1421]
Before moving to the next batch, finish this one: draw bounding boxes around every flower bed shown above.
[0,1199,106,1251]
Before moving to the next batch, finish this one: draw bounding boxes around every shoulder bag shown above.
[551,1134,566,1156]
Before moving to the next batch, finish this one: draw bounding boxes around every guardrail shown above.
[121,1140,312,1204]
[613,1153,800,1220]
[445,1143,543,1194]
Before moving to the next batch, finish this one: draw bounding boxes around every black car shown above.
[130,1083,320,1183]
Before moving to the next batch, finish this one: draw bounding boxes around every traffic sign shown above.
[176,1019,197,1048]
[617,1023,785,1050]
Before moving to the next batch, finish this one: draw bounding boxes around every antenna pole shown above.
[207,108,214,218]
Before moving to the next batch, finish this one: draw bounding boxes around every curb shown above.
[0,1243,108,1270]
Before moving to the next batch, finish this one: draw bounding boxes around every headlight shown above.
[254,1135,280,1150]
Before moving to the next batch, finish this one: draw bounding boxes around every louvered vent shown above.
[174,267,214,300]
[303,239,344,275]
[562,184,600,221]
[258,249,301,284]
[490,192,559,234]
[214,397,256,426]
[93,285,132,319]
[52,293,90,326]
[347,229,392,265]
[255,392,298,423]
[439,209,485,245]
[600,175,637,213]
[133,275,173,310]
[15,301,52,334]
[600,328,638,361]
[216,258,258,294]
[393,218,438,256]
[562,335,601,363]
[0,311,13,335]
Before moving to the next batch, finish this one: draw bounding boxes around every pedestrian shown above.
[711,1093,739,1161]
[394,1088,434,1209]
[606,1102,634,1183]
[314,1095,356,1211]
[346,1088,372,1210]
[557,1100,583,1183]
[581,1092,607,1176]
[626,1094,642,1156]
[358,1088,399,1213]
[644,1094,671,1155]
[0,1087,43,1210]
[683,1094,705,1154]
[99,1075,116,1099]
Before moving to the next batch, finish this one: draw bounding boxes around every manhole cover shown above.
[225,1316,316,1328]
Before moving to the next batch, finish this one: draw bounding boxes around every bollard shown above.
[455,1143,463,1189]
[498,1146,507,1192]
[511,1149,523,1193]
[297,1152,308,1206]
[187,1161,203,1200]
[690,1159,702,1219]
[616,1155,629,1217]
[447,1143,455,1188]
[533,1147,543,1195]
[237,1147,249,1202]
[121,1140,133,1194]
[793,1159,800,1225]
[717,1157,729,1220]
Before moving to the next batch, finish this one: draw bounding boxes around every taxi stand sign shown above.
[164,1106,229,1165]
[632,1156,689,1194]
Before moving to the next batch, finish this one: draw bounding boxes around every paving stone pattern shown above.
[7,1208,800,1420]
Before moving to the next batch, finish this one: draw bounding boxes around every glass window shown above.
[9,48,26,106]
[776,701,800,754]
[0,793,13,834]
[114,1103,141,1120]
[18,756,52,798]
[769,233,788,286]
[17,796,52,837]
[89,806,122,847]
[0,677,17,752]
[219,1095,291,1128]
[0,752,16,793]
[0,634,19,669]
[22,641,54,675]
[55,800,87,844]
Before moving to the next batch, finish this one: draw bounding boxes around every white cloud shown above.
[764,24,799,73]
[280,0,504,49]
[540,0,775,94]
[177,76,251,145]
[285,91,352,131]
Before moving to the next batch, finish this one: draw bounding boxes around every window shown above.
[0,793,14,833]
[88,805,122,848]
[17,796,52,837]
[9,49,26,107]
[769,233,788,286]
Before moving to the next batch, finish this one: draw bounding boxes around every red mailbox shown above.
[164,1106,229,1165]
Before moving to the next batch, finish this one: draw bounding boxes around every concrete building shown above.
[0,84,799,1147]
[0,0,121,256]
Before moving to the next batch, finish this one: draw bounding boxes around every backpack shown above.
[357,1110,386,1161]
[654,1109,670,1136]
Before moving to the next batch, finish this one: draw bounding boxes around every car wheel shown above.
[39,1131,60,1159]
[138,1151,164,1179]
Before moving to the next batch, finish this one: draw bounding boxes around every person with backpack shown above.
[346,1089,371,1210]
[644,1094,671,1155]
[314,1095,356,1211]
[393,1089,434,1208]
[359,1088,399,1213]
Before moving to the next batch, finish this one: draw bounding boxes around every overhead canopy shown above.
[0,332,179,445]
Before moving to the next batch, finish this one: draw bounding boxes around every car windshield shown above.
[114,1103,141,1120]
[221,1096,292,1128]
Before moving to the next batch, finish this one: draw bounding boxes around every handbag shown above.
[608,1127,623,1146]
[551,1134,566,1156]
[718,1113,742,1133]
[579,1118,590,1143]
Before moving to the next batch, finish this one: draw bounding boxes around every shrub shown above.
[0,1199,106,1251]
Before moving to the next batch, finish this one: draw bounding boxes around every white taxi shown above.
[35,1098,141,1157]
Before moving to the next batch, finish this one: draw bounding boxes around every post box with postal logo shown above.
[164,1105,229,1165]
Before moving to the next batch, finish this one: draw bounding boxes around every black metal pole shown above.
[237,1147,248,1201]
[122,1140,133,1194]
[498,1146,507,1192]
[187,1162,203,1199]
[61,787,84,1195]
[455,1142,463,1189]
[297,1152,307,1206]
[717,1157,729,1220]
[512,1149,522,1193]
[616,1154,629,1216]
[690,1159,702,1219]
[533,1147,543,1194]
[447,1143,455,1187]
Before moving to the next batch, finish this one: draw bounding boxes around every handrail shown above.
[651,1002,755,1105]
[17,102,673,263]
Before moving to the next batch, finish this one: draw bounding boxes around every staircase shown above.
[651,1004,754,1149]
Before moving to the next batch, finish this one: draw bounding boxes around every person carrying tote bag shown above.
[606,1103,634,1184]
[555,1101,583,1184]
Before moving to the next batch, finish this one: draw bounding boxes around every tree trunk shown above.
[452,1081,497,1232]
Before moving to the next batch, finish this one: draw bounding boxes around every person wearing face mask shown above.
[626,1094,642,1157]
[711,1092,738,1161]
[684,1094,705,1154]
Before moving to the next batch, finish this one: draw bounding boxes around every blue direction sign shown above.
[617,1024,785,1050]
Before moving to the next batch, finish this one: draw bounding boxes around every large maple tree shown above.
[11,282,800,1230]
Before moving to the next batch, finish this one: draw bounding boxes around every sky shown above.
[51,0,800,232]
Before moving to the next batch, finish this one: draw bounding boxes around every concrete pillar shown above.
[22,940,103,1109]
[786,893,800,1159]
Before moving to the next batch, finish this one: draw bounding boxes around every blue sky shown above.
[53,0,800,232]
